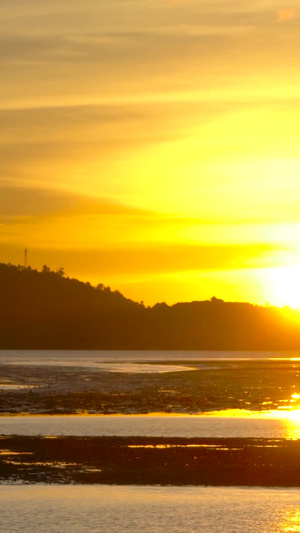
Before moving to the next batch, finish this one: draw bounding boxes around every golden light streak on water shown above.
[203,407,300,439]
[282,509,300,532]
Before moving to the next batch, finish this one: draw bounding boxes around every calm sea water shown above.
[1,349,299,365]
[2,412,300,439]
[0,485,300,533]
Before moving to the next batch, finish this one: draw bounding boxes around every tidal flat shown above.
[2,435,300,486]
[2,353,300,488]
[1,358,300,415]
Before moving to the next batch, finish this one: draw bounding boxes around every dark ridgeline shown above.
[0,262,300,350]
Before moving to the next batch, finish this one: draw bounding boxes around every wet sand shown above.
[1,436,300,486]
[1,359,300,414]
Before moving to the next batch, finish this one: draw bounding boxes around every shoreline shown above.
[0,408,297,418]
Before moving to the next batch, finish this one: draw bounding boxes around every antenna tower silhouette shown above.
[24,249,28,268]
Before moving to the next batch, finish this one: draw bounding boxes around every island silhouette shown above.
[1,262,299,350]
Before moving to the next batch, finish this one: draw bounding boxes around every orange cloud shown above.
[277,4,300,21]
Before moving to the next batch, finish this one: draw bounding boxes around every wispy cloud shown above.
[0,185,151,219]
[0,242,282,277]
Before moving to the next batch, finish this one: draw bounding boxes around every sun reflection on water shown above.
[291,393,300,400]
[269,409,300,439]
[282,509,300,532]
[203,405,300,439]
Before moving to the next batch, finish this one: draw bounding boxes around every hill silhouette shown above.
[1,262,300,350]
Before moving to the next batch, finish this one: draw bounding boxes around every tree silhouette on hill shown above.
[0,262,299,350]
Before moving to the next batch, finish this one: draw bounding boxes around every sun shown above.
[267,265,300,309]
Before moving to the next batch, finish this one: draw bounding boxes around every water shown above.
[2,350,300,532]
[2,412,300,439]
[0,485,300,533]
[1,349,299,366]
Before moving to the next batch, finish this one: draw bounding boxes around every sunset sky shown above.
[1,0,300,306]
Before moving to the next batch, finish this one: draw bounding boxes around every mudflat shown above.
[1,436,300,486]
[1,359,300,414]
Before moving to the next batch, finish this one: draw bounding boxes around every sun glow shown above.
[266,265,300,309]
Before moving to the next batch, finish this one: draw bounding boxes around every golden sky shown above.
[1,0,300,306]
